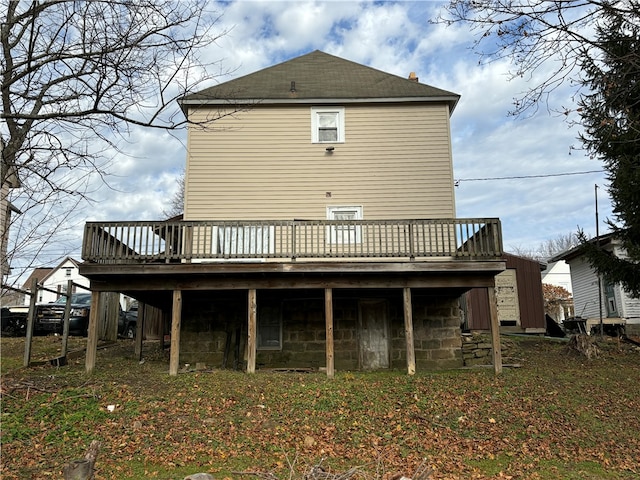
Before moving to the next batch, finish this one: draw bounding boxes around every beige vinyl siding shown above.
[185,103,456,221]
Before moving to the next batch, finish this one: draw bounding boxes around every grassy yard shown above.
[1,335,639,480]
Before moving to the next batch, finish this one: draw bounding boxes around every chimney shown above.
[408,72,419,82]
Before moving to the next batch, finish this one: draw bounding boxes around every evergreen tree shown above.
[578,7,640,297]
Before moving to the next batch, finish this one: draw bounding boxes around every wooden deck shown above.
[82,218,503,264]
[79,218,506,377]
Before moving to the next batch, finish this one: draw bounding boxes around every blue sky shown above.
[17,0,614,275]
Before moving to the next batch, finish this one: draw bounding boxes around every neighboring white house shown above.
[552,234,640,334]
[541,260,574,322]
[23,257,90,305]
[541,260,573,295]
[23,257,134,310]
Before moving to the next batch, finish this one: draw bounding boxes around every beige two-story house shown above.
[80,51,505,375]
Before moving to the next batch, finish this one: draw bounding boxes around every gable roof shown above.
[41,257,81,282]
[179,50,459,112]
[550,233,618,263]
[21,258,81,288]
[22,267,53,290]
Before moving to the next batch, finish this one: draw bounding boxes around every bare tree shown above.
[163,169,185,219]
[438,1,640,296]
[436,0,637,117]
[508,232,578,261]
[539,233,578,259]
[1,0,233,283]
[506,244,539,261]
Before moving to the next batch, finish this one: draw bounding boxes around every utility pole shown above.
[595,185,603,339]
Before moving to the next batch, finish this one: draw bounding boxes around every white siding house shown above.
[552,235,640,333]
[542,260,573,295]
[23,257,134,311]
[24,257,90,305]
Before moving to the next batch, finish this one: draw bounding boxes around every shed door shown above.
[358,300,389,370]
[496,269,520,326]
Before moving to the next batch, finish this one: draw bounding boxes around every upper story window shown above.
[311,107,345,143]
[64,267,72,277]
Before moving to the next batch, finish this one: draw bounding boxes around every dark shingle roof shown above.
[21,268,53,289]
[179,50,459,112]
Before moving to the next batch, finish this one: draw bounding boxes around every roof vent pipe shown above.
[290,81,296,92]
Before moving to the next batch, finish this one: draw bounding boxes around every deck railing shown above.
[81,218,503,264]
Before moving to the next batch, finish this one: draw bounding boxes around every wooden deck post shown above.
[85,290,101,374]
[135,302,145,360]
[247,289,257,373]
[325,288,335,379]
[169,290,182,376]
[487,286,503,374]
[403,287,416,375]
[23,277,38,368]
[60,280,73,357]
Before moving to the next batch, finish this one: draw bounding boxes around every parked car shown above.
[118,303,137,339]
[1,305,29,336]
[36,293,92,336]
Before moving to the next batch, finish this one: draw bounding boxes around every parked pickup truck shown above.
[35,293,92,336]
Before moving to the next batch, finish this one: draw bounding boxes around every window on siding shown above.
[311,107,345,143]
[327,206,362,244]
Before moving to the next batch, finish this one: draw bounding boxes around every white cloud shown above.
[9,0,617,278]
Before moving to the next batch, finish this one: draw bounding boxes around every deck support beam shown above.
[487,285,503,374]
[85,290,101,374]
[325,288,335,378]
[135,302,145,360]
[60,280,73,358]
[169,290,182,376]
[403,287,416,375]
[247,289,257,373]
[23,277,39,368]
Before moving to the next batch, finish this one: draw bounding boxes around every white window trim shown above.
[327,205,363,244]
[311,107,345,143]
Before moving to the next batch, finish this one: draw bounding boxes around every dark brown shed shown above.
[464,253,546,333]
